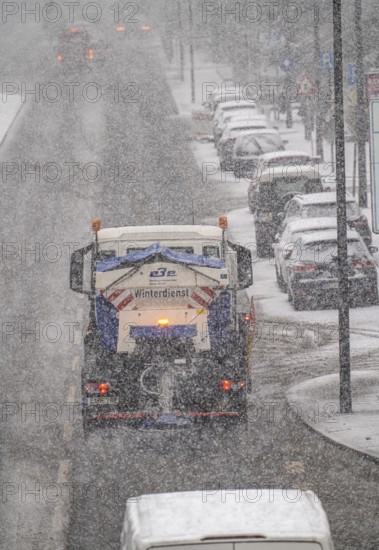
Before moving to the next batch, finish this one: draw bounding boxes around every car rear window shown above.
[300,239,367,263]
[304,202,360,218]
[259,177,323,209]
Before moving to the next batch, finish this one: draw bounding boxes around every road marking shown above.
[63,386,77,442]
[57,459,70,483]
[63,423,74,441]
[72,355,80,372]
[52,460,71,533]
[74,329,82,345]
[76,308,84,321]
[284,460,305,475]
[67,385,76,403]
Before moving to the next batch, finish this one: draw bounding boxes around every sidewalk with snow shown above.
[287,369,379,460]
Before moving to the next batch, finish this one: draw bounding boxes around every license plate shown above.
[231,383,242,391]
[322,281,338,289]
[87,395,119,406]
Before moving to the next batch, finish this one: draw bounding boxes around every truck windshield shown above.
[127,246,194,254]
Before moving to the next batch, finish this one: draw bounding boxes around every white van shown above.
[120,489,334,550]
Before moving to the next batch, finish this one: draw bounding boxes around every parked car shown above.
[281,192,372,246]
[121,489,335,550]
[213,99,258,126]
[273,217,339,291]
[233,130,288,178]
[286,230,379,310]
[218,122,270,170]
[254,166,324,257]
[214,111,267,144]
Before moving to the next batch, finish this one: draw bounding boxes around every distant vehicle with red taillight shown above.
[286,230,379,310]
[70,218,255,431]
[56,27,93,67]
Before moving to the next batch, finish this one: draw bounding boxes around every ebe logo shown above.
[149,267,177,278]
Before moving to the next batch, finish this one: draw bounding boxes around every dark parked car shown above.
[254,166,323,257]
[286,230,379,310]
[232,130,287,178]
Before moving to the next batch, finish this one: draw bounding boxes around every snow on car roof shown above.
[125,490,332,549]
[299,229,360,245]
[285,217,338,233]
[290,192,355,205]
[260,165,320,180]
[236,128,281,139]
[216,99,257,110]
[227,121,268,131]
[97,225,223,242]
[260,150,319,162]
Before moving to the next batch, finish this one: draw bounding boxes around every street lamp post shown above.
[355,0,368,208]
[332,0,352,414]
[313,1,324,160]
[188,0,195,103]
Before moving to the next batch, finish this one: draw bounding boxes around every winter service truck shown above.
[70,217,254,428]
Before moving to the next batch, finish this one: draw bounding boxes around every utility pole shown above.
[355,0,368,207]
[188,0,195,103]
[313,1,324,159]
[177,0,184,81]
[333,0,352,414]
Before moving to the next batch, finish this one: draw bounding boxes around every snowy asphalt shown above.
[1,18,379,550]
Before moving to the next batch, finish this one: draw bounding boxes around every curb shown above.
[286,380,379,466]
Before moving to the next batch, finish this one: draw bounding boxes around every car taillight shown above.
[352,259,374,268]
[222,138,235,146]
[293,264,316,273]
[88,48,93,61]
[85,382,110,394]
[57,53,63,61]
[220,379,246,391]
[349,215,366,226]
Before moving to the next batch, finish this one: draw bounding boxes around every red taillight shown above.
[350,216,366,226]
[99,383,110,394]
[57,53,63,61]
[84,382,110,394]
[220,379,245,391]
[88,48,93,61]
[293,264,316,273]
[353,259,374,268]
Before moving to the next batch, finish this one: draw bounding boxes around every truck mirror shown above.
[70,244,93,294]
[229,242,253,288]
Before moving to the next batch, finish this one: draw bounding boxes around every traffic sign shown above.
[320,51,334,70]
[296,73,319,97]
[347,63,356,86]
[280,58,293,72]
[369,100,379,233]
[366,71,379,100]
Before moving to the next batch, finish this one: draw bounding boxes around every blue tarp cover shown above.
[96,242,226,272]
